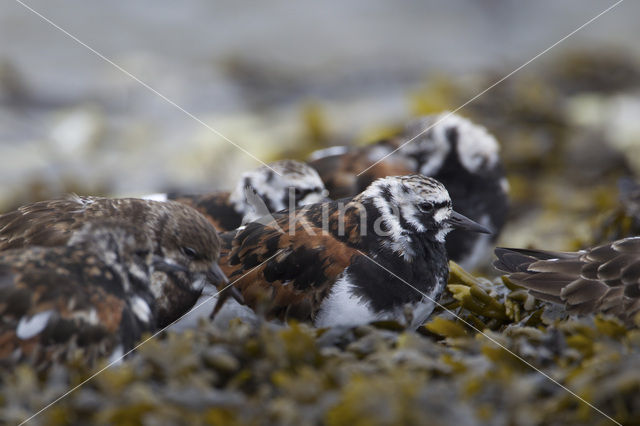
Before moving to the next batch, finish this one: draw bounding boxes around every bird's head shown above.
[145,201,227,326]
[399,113,500,176]
[229,160,328,222]
[359,175,490,257]
[154,202,226,284]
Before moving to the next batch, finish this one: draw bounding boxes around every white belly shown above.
[314,271,444,329]
[314,275,378,327]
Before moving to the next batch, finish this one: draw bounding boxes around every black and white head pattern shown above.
[229,160,328,222]
[357,175,454,260]
[400,112,501,176]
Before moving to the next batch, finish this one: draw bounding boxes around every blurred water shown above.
[0,0,638,205]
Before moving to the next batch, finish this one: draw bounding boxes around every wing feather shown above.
[219,207,358,321]
[0,198,88,250]
[494,240,640,324]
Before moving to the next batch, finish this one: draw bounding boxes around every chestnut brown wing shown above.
[310,148,414,199]
[354,157,415,195]
[219,208,360,322]
[309,151,363,199]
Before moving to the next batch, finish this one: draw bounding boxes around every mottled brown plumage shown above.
[218,207,361,322]
[494,238,640,324]
[0,221,157,369]
[0,195,226,328]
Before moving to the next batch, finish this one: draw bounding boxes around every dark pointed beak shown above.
[447,211,492,234]
[152,255,189,273]
[207,262,228,285]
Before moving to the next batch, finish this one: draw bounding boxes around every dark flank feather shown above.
[0,195,226,328]
[494,237,640,323]
[0,221,156,369]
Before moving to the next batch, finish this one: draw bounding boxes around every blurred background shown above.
[1,0,640,251]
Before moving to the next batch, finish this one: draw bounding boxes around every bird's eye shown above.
[182,247,198,259]
[418,202,434,213]
[293,187,312,201]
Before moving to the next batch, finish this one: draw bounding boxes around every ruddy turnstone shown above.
[0,196,227,328]
[309,113,508,270]
[494,238,640,324]
[215,175,490,329]
[145,160,329,231]
[0,221,157,368]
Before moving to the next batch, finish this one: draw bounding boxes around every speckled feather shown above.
[0,195,225,328]
[0,222,156,369]
[494,237,640,323]
[219,204,360,322]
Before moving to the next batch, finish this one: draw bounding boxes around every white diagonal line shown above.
[13,0,280,176]
[19,249,284,425]
[357,0,625,177]
[356,251,621,426]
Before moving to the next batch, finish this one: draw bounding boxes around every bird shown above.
[308,112,509,271]
[0,195,227,328]
[493,238,640,325]
[144,159,329,232]
[0,221,158,369]
[214,175,491,329]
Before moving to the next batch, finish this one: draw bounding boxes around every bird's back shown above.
[0,196,149,251]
